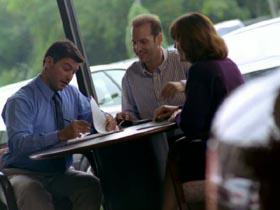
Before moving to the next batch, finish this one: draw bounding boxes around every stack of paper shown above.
[90,97,107,133]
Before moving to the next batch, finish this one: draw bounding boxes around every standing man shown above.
[116,14,189,122]
[1,40,116,210]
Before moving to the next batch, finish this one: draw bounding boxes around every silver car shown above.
[224,17,280,80]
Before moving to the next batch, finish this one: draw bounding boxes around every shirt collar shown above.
[35,75,58,101]
[158,48,168,71]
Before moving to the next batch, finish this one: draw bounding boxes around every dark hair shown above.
[43,40,84,64]
[170,12,228,63]
[132,14,162,37]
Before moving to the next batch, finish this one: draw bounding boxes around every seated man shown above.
[1,40,116,210]
[116,14,189,123]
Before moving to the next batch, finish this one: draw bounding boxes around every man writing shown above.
[116,14,189,123]
[1,40,116,210]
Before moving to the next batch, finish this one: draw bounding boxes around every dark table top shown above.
[30,121,176,160]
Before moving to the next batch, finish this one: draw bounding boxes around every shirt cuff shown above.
[42,131,60,148]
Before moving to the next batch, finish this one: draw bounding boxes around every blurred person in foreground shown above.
[116,14,189,124]
[207,69,280,210]
[1,40,117,210]
[154,12,244,210]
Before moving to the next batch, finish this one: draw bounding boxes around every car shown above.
[223,17,280,80]
[214,19,244,36]
[167,19,245,51]
[89,58,137,116]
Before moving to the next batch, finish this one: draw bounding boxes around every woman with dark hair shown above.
[155,12,244,140]
[155,12,244,210]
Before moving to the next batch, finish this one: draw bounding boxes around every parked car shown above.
[89,58,137,116]
[224,17,280,80]
[214,19,244,36]
[167,19,245,51]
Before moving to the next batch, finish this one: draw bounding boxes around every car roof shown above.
[90,58,138,72]
[224,17,280,75]
[214,19,244,36]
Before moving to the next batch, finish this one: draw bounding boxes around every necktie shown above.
[52,92,65,130]
[52,93,70,172]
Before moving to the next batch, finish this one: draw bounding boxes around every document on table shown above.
[90,97,107,133]
[66,130,122,144]
[63,97,123,145]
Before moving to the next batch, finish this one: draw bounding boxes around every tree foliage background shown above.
[0,0,277,86]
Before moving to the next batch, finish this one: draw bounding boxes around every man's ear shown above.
[156,32,163,46]
[44,56,54,68]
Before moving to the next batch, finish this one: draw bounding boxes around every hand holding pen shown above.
[58,120,91,141]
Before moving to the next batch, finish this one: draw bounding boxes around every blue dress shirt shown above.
[1,76,93,172]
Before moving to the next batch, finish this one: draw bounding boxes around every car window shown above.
[92,71,122,107]
[103,70,125,88]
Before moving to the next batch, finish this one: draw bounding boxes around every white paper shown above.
[90,97,107,133]
[67,130,122,144]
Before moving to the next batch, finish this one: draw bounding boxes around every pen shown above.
[64,118,72,123]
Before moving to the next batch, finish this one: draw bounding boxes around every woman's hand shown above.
[153,105,180,122]
[161,81,186,99]
[168,109,182,122]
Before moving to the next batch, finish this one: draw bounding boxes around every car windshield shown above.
[91,70,123,107]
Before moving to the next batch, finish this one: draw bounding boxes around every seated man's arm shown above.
[3,98,60,155]
[121,73,140,121]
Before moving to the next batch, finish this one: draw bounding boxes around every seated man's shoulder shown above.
[124,61,142,76]
[167,49,180,60]
[63,84,83,98]
[166,50,190,67]
[5,82,35,108]
[13,80,36,99]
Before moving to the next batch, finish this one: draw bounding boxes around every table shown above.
[31,121,177,210]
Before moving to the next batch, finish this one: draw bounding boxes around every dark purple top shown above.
[176,58,244,140]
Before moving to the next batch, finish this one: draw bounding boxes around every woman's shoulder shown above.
[193,58,237,71]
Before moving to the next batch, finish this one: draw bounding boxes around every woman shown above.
[157,12,245,210]
[155,12,244,142]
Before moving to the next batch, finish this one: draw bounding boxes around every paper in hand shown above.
[90,97,107,133]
